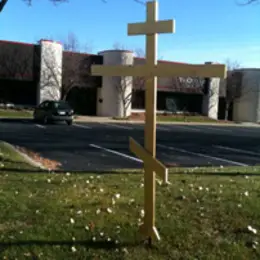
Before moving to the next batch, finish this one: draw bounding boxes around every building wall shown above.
[233,69,260,122]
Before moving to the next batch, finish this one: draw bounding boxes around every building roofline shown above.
[0,39,35,46]
[39,39,62,45]
[0,39,220,65]
[134,56,187,65]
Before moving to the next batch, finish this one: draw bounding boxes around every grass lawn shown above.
[156,115,221,123]
[117,113,231,123]
[0,109,33,118]
[1,142,260,259]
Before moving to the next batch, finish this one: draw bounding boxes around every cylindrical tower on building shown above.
[96,50,134,117]
[38,39,63,105]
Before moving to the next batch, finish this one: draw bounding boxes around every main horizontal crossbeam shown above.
[128,20,175,35]
[91,63,227,78]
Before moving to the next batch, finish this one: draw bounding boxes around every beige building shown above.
[1,39,260,122]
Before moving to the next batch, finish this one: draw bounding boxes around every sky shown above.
[1,0,260,68]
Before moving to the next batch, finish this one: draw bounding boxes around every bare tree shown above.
[38,44,93,102]
[222,59,242,120]
[36,34,93,101]
[111,43,145,118]
[0,45,32,80]
[0,0,67,13]
[237,0,259,4]
[59,32,92,53]
[1,0,146,13]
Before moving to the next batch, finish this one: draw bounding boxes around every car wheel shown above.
[42,116,48,124]
[66,120,73,126]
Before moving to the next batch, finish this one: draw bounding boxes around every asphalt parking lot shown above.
[1,118,260,171]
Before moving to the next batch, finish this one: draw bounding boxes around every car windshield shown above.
[52,101,71,110]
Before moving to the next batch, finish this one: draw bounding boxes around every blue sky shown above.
[1,0,259,67]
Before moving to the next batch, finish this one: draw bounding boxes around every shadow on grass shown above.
[1,166,260,177]
[0,118,33,124]
[0,167,142,174]
[0,239,142,250]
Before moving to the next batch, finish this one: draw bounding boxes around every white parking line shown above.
[214,145,260,157]
[158,144,248,166]
[157,125,170,131]
[170,125,201,132]
[35,124,45,129]
[89,144,142,163]
[74,123,92,129]
[202,126,231,132]
[100,123,133,130]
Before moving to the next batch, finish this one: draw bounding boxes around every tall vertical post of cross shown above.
[128,1,174,242]
[91,1,226,244]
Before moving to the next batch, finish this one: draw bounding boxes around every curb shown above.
[1,141,47,170]
[74,119,239,127]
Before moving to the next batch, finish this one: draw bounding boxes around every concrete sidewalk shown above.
[74,115,255,127]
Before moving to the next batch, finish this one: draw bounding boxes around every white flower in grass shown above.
[129,199,135,204]
[244,191,249,197]
[36,210,40,214]
[66,172,71,176]
[156,179,162,186]
[107,208,112,214]
[115,193,120,199]
[72,237,76,241]
[47,179,51,183]
[140,209,145,218]
[237,204,242,208]
[179,188,183,192]
[77,210,82,215]
[112,198,116,205]
[15,191,19,195]
[96,175,101,179]
[70,218,75,224]
[71,246,77,252]
[244,175,249,179]
[188,184,194,188]
[85,226,89,231]
[115,240,119,244]
[140,183,144,188]
[92,237,96,242]
[253,240,258,249]
[122,248,128,254]
[205,187,209,192]
[90,176,94,179]
[219,184,223,188]
[73,184,77,188]
[198,186,203,191]
[86,180,90,184]
[220,165,223,168]
[100,188,104,193]
[96,209,101,215]
[248,225,257,234]
[100,232,104,237]
[107,237,111,242]
[219,190,223,194]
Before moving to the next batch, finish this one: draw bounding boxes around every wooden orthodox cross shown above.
[91,1,226,243]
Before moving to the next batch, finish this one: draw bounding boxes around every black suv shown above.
[33,100,74,125]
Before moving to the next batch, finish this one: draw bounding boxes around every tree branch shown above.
[0,0,8,12]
